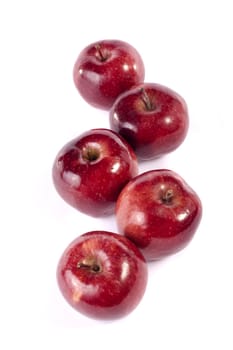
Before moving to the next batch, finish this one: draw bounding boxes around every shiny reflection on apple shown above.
[63,171,81,187]
[177,209,190,222]
[65,270,98,302]
[120,261,130,281]
[129,210,146,226]
[123,63,129,71]
[164,116,172,125]
[111,161,121,173]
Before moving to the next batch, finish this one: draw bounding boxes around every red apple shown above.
[109,83,189,160]
[57,231,148,320]
[52,128,138,217]
[73,39,145,110]
[116,169,202,260]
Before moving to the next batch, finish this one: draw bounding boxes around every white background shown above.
[0,0,232,349]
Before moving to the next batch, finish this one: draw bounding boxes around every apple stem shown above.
[162,189,174,204]
[82,147,100,162]
[140,88,154,111]
[95,44,108,62]
[77,262,101,273]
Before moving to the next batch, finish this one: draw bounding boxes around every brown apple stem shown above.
[140,88,154,111]
[162,189,174,204]
[77,262,101,273]
[95,44,107,62]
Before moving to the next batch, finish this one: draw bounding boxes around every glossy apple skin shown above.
[52,129,138,217]
[116,169,202,261]
[57,231,148,320]
[110,83,189,160]
[73,40,145,110]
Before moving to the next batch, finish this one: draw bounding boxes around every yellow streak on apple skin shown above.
[81,238,98,255]
[72,290,82,303]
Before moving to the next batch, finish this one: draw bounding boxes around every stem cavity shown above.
[95,44,109,62]
[161,189,174,205]
[140,88,155,111]
[77,262,101,273]
[82,147,100,162]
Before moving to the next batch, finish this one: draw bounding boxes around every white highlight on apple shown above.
[111,161,121,173]
[177,209,190,222]
[66,270,99,302]
[112,112,137,133]
[63,171,81,187]
[123,63,129,71]
[129,210,146,226]
[121,261,130,281]
[164,116,172,125]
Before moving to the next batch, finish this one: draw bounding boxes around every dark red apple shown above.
[57,231,148,320]
[116,169,202,261]
[52,128,138,217]
[110,83,189,160]
[73,39,145,110]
